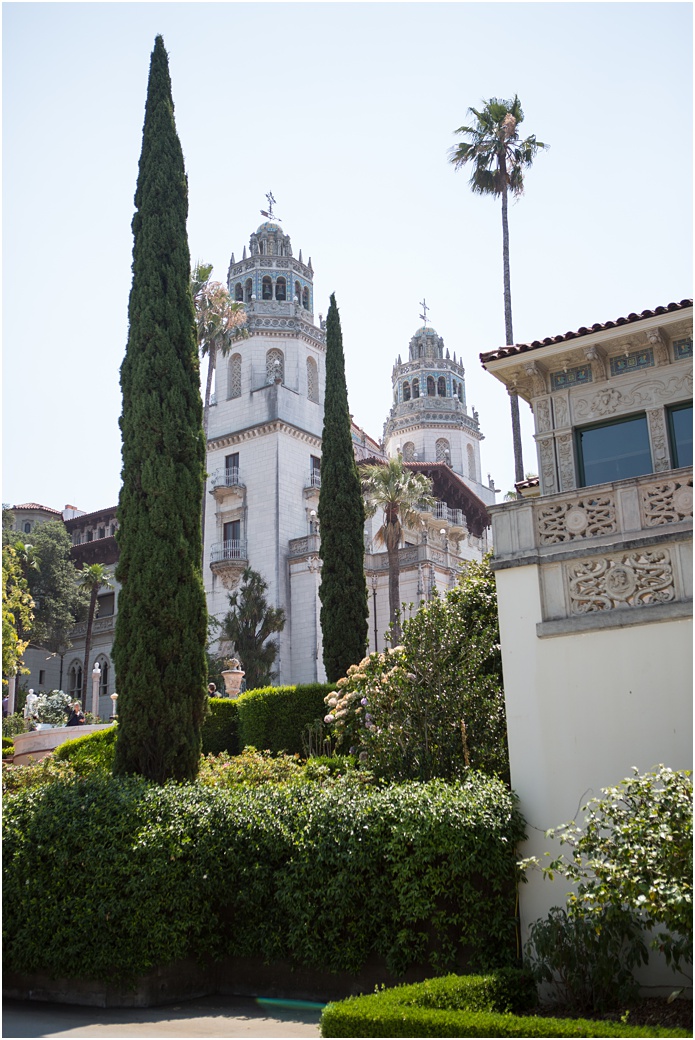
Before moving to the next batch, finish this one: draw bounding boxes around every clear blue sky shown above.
[3,2,692,514]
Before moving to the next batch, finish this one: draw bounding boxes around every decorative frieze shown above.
[567,549,675,613]
[536,494,617,544]
[673,337,693,361]
[641,476,693,527]
[550,364,592,392]
[609,348,654,376]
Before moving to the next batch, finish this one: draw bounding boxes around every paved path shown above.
[2,996,323,1039]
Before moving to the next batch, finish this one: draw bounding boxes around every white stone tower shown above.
[204,216,327,684]
[383,322,498,507]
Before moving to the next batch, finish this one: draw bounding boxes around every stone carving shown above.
[307,356,318,402]
[523,361,546,397]
[556,433,576,491]
[567,549,675,613]
[646,408,670,472]
[553,394,569,429]
[574,387,622,419]
[535,398,551,433]
[647,328,670,365]
[266,348,284,383]
[641,476,694,526]
[307,556,321,574]
[536,494,617,544]
[585,345,607,381]
[229,353,242,399]
[538,437,556,492]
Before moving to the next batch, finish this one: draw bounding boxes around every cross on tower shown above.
[260,191,282,222]
[419,298,430,327]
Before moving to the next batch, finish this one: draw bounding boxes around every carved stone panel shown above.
[536,493,617,545]
[646,408,670,472]
[537,436,557,494]
[535,397,552,434]
[556,433,576,492]
[641,476,694,526]
[566,549,675,614]
[552,393,569,430]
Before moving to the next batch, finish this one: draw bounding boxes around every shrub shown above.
[2,712,25,737]
[525,906,645,1012]
[52,725,118,774]
[323,556,508,782]
[2,771,523,983]
[2,744,14,758]
[201,697,240,755]
[2,756,77,795]
[529,766,693,972]
[34,690,72,725]
[236,683,334,755]
[2,736,14,748]
[197,747,305,788]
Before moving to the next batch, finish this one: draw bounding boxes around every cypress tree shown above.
[318,294,368,681]
[112,36,207,783]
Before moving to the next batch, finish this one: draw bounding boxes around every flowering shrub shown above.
[34,690,73,726]
[323,556,508,782]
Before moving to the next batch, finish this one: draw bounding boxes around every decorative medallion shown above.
[565,507,589,535]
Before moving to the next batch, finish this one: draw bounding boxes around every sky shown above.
[3,1,692,515]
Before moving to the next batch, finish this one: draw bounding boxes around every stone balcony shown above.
[490,467,693,635]
[71,614,116,639]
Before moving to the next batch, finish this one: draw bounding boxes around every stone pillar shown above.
[7,674,16,715]
[91,662,101,719]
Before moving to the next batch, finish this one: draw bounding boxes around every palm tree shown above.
[77,564,113,715]
[362,458,435,644]
[449,96,547,484]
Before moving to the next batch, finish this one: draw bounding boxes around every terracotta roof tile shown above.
[479,299,693,364]
[11,502,62,514]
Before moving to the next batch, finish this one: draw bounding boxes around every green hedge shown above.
[236,683,334,755]
[52,726,117,772]
[2,736,14,749]
[201,698,240,755]
[3,772,522,983]
[319,975,689,1038]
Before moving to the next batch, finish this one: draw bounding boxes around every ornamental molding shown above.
[208,420,322,452]
[536,493,617,545]
[573,372,692,421]
[647,327,671,365]
[556,433,576,491]
[566,548,675,614]
[646,408,671,472]
[573,387,622,419]
[641,475,693,527]
[535,398,552,434]
[538,436,557,493]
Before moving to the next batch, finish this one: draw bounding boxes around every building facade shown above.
[481,299,693,988]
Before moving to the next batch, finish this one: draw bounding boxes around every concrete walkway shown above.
[2,996,324,1039]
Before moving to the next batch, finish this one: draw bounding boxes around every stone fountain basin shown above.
[12,725,114,767]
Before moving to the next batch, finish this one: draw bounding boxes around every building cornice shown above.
[208,419,322,452]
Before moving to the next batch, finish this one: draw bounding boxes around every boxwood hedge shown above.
[3,772,522,984]
[319,974,690,1038]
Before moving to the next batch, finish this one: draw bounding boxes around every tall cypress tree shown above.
[112,36,207,783]
[318,294,368,681]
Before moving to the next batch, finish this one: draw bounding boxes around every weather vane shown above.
[419,298,430,327]
[260,191,282,222]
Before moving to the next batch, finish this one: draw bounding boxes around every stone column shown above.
[91,662,101,719]
[7,674,16,715]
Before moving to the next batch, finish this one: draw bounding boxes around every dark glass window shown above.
[97,593,115,617]
[668,402,693,468]
[576,413,652,487]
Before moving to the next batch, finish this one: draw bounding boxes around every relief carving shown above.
[556,433,576,491]
[538,437,556,492]
[567,549,675,613]
[535,398,551,433]
[641,476,694,526]
[552,394,569,429]
[646,408,670,472]
[647,328,670,365]
[523,361,547,397]
[536,494,617,545]
[574,387,622,419]
[584,345,607,381]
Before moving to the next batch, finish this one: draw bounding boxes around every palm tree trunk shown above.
[200,346,216,565]
[387,545,401,645]
[82,587,98,712]
[501,183,524,484]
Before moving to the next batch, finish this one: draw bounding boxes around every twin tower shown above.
[204,217,496,684]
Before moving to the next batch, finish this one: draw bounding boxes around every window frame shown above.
[667,400,693,469]
[575,411,653,488]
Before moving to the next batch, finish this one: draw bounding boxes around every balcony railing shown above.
[209,468,244,491]
[420,501,465,526]
[210,540,248,563]
[306,472,321,489]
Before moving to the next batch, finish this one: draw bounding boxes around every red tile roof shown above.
[480,299,693,365]
[11,502,62,514]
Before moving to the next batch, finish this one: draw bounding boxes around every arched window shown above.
[266,349,284,384]
[228,353,242,399]
[96,655,109,698]
[437,376,446,397]
[262,276,273,300]
[436,438,450,463]
[458,382,464,402]
[307,356,318,403]
[467,444,476,480]
[412,378,420,398]
[275,277,286,301]
[244,278,253,302]
[23,521,31,534]
[402,381,411,401]
[427,376,435,396]
[294,281,301,302]
[68,661,83,701]
[302,286,309,310]
[402,441,415,461]
[234,282,243,302]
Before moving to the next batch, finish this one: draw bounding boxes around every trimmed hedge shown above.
[319,975,690,1038]
[201,697,240,755]
[237,683,334,755]
[52,726,117,772]
[2,772,522,983]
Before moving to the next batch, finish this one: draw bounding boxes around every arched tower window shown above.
[436,438,450,463]
[68,661,83,700]
[437,376,446,397]
[266,349,284,384]
[402,442,415,461]
[302,286,309,310]
[275,277,286,301]
[458,382,464,402]
[234,282,243,302]
[228,353,242,399]
[427,376,435,397]
[402,381,411,401]
[294,281,301,302]
[307,356,318,402]
[412,378,420,398]
[244,278,253,302]
[262,276,273,300]
[467,444,476,480]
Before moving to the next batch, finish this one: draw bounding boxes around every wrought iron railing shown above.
[210,540,248,563]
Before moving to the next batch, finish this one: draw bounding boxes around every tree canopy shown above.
[219,567,285,692]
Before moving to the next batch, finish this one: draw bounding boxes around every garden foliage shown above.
[112,36,208,783]
[219,567,285,691]
[236,682,333,756]
[323,556,508,781]
[53,725,118,774]
[3,771,523,983]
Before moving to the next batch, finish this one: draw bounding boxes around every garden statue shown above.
[221,657,245,698]
[23,690,39,729]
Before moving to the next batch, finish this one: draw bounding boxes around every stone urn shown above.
[221,658,245,698]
